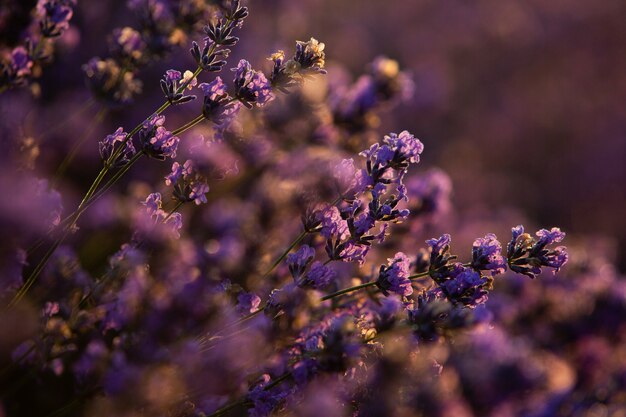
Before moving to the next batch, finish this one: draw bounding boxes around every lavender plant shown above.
[5,1,624,417]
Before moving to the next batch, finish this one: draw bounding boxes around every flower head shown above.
[376,252,413,297]
[471,233,507,276]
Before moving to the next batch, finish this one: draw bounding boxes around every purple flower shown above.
[232,59,274,108]
[301,261,335,290]
[160,69,196,105]
[143,193,162,221]
[189,182,209,205]
[542,246,569,272]
[359,130,424,184]
[99,127,135,166]
[287,245,315,280]
[333,158,372,197]
[376,252,413,297]
[139,114,179,160]
[200,77,241,133]
[441,265,490,307]
[317,205,349,240]
[37,0,75,37]
[536,227,566,247]
[293,38,326,74]
[167,160,210,205]
[338,240,369,265]
[383,130,424,165]
[165,162,184,186]
[111,27,145,64]
[426,234,456,280]
[471,233,507,276]
[236,291,261,315]
[165,212,183,238]
[11,47,32,78]
[405,168,452,218]
[507,225,569,278]
[247,374,290,417]
[165,69,181,82]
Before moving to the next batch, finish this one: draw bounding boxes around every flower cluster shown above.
[0,0,77,92]
[98,127,136,167]
[138,114,180,160]
[268,38,327,93]
[507,225,569,278]
[331,56,413,133]
[165,159,209,205]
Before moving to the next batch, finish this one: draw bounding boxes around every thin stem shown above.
[9,153,144,308]
[39,98,95,142]
[205,372,290,417]
[407,270,432,280]
[262,230,308,278]
[320,269,440,302]
[207,399,251,417]
[320,281,376,301]
[171,114,205,136]
[51,107,107,187]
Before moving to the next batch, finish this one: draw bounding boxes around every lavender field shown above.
[1,1,625,416]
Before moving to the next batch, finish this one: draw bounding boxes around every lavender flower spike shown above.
[471,233,507,276]
[507,225,569,278]
[376,252,413,297]
[232,59,274,108]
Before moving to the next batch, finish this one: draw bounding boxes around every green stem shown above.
[9,152,144,308]
[320,269,437,302]
[320,281,376,301]
[262,230,308,278]
[39,98,96,142]
[51,107,107,188]
[207,399,251,417]
[171,114,205,136]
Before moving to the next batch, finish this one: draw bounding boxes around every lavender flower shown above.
[471,233,507,276]
[441,264,491,308]
[360,130,424,183]
[99,127,136,167]
[166,160,210,205]
[236,291,262,315]
[232,59,274,108]
[287,245,315,281]
[160,69,197,105]
[247,374,290,417]
[408,289,490,342]
[138,114,179,160]
[110,27,146,65]
[376,252,413,297]
[426,234,456,281]
[268,38,327,93]
[37,0,75,38]
[318,205,349,240]
[300,261,335,290]
[200,77,241,135]
[332,158,372,198]
[507,225,569,278]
